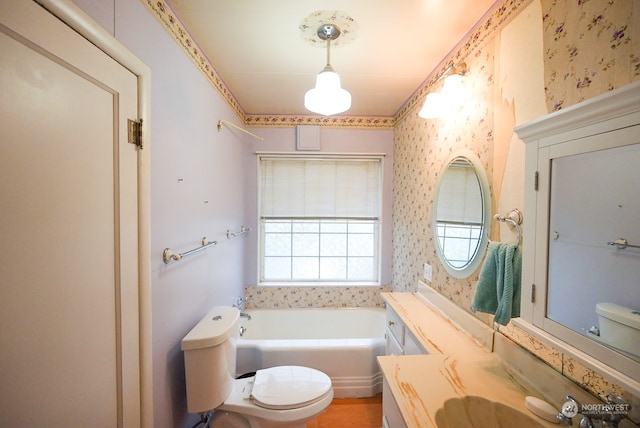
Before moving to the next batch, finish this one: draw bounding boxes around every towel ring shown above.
[494,208,523,246]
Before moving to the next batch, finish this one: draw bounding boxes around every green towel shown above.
[472,242,522,325]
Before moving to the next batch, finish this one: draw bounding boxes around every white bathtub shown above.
[236,307,386,398]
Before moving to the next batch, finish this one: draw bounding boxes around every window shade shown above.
[437,164,483,224]
[260,157,381,219]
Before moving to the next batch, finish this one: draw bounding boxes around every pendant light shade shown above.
[304,65,351,116]
[304,24,352,116]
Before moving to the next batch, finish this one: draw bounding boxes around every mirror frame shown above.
[432,150,492,279]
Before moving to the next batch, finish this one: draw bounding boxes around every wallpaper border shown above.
[140,0,531,129]
[394,0,533,124]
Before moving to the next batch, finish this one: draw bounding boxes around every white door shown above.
[0,1,141,426]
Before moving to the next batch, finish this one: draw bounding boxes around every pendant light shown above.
[304,24,352,116]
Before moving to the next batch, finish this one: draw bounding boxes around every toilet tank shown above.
[596,303,640,356]
[181,306,240,414]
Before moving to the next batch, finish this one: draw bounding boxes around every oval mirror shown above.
[433,152,491,278]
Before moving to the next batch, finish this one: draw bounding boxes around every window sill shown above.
[258,282,382,287]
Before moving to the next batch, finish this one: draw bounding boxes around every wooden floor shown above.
[307,395,383,428]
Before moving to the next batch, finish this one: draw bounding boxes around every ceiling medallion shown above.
[299,10,358,47]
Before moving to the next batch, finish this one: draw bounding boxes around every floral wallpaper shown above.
[542,0,640,111]
[392,0,640,330]
[392,44,496,304]
[391,0,639,415]
[244,285,388,309]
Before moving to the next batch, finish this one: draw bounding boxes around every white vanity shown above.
[379,287,573,428]
[381,289,492,428]
[385,304,427,356]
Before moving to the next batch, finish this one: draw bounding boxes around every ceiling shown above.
[167,0,497,118]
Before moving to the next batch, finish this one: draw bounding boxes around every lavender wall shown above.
[71,1,393,426]
[74,0,247,426]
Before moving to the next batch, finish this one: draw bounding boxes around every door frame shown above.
[35,1,153,426]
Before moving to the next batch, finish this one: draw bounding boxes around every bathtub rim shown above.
[236,307,386,398]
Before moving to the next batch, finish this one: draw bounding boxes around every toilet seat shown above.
[217,366,334,425]
[250,366,332,410]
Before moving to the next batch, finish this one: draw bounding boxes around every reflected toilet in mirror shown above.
[590,303,640,359]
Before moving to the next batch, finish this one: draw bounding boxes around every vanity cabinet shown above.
[380,291,497,427]
[383,304,428,427]
[385,306,427,356]
[403,330,426,355]
[385,306,404,355]
[382,379,407,428]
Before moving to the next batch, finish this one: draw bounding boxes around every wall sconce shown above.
[418,62,468,119]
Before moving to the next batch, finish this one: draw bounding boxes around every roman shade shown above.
[437,163,483,224]
[260,157,381,220]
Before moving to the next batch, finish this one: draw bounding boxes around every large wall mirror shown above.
[547,143,640,362]
[516,81,640,391]
[433,151,491,279]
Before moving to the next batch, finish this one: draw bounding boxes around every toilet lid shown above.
[250,366,332,410]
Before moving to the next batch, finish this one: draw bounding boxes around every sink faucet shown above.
[558,394,631,428]
[558,395,580,425]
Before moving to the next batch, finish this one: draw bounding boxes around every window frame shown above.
[257,153,384,286]
[435,221,483,269]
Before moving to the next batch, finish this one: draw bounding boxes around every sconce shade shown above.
[418,92,443,119]
[442,73,464,98]
[418,62,468,119]
[304,66,352,116]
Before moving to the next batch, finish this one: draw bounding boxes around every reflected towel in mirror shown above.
[472,242,522,325]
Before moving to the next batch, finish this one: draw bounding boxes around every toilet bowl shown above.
[213,366,333,428]
[595,302,640,356]
[182,306,333,428]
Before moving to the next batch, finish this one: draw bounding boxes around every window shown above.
[258,156,382,284]
[435,222,482,268]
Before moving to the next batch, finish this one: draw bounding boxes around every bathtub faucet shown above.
[233,297,251,319]
[233,296,246,312]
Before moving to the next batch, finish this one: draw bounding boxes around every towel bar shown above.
[494,208,523,246]
[607,238,640,250]
[227,226,251,239]
[162,237,217,264]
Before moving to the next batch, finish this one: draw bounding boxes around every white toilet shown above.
[595,302,640,356]
[181,306,333,428]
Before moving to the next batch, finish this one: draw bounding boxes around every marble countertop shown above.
[379,292,566,427]
[377,354,562,428]
[381,292,492,355]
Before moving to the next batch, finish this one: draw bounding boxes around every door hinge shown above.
[534,171,539,191]
[127,118,143,150]
[531,284,536,303]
